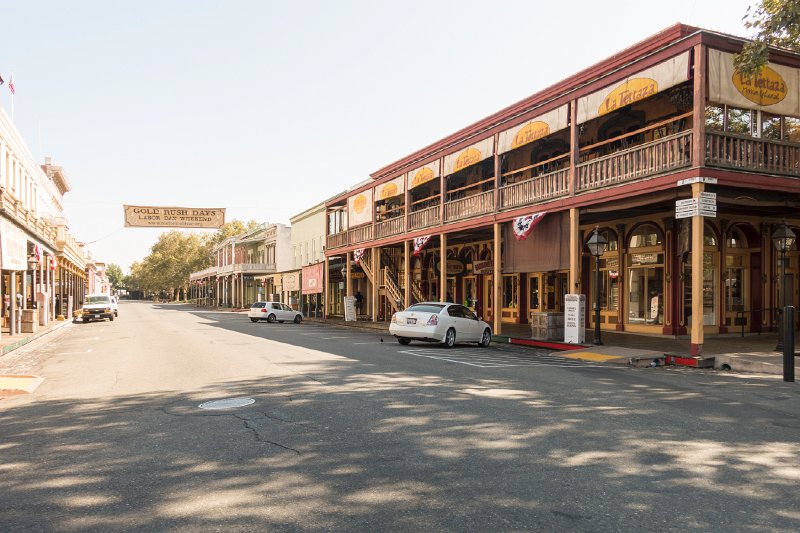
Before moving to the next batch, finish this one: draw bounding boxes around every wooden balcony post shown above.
[690,182,705,355]
[569,100,578,196]
[494,135,501,210]
[404,240,411,310]
[692,44,707,168]
[439,158,446,227]
[323,256,329,319]
[493,222,502,336]
[440,233,447,302]
[372,247,380,322]
[569,208,580,295]
[346,251,352,298]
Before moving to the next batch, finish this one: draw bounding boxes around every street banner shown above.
[413,235,432,256]
[0,218,27,271]
[124,205,225,228]
[513,212,546,240]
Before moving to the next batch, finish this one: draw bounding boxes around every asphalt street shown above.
[1,301,799,532]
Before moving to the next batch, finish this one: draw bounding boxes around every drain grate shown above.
[198,397,255,410]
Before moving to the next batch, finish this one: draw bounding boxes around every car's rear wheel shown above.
[267,314,276,323]
[397,337,411,345]
[478,328,491,347]
[250,318,259,323]
[294,315,302,324]
[442,328,456,348]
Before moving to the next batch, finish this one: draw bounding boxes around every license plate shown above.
[407,318,417,325]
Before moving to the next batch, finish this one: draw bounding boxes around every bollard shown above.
[783,306,795,383]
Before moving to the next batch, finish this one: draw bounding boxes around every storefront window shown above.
[630,224,662,248]
[628,253,664,325]
[683,252,717,326]
[727,107,753,135]
[727,227,748,249]
[725,255,745,313]
[502,275,518,308]
[599,257,620,311]
[529,277,539,310]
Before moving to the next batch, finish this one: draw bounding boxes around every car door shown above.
[281,303,294,320]
[445,305,469,340]
[270,302,283,320]
[460,305,483,340]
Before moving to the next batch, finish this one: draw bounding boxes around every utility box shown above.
[530,311,564,341]
[21,309,38,333]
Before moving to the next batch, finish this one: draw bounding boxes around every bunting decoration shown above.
[412,235,432,256]
[513,212,546,241]
[353,248,366,265]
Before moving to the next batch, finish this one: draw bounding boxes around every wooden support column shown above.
[493,222,502,335]
[346,252,352,297]
[569,100,578,196]
[493,138,501,209]
[569,208,580,295]
[372,247,379,321]
[10,271,17,336]
[692,43,707,168]
[690,182,705,355]
[403,240,411,309]
[323,256,329,319]
[440,233,447,302]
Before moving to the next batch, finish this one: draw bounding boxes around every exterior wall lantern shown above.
[586,226,608,346]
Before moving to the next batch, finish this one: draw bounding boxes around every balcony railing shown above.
[376,216,405,238]
[500,168,570,210]
[444,190,495,222]
[577,131,692,192]
[348,224,373,244]
[328,231,347,249]
[409,205,441,230]
[705,131,800,176]
[234,263,275,273]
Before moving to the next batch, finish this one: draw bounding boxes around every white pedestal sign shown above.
[344,296,357,322]
[564,294,586,344]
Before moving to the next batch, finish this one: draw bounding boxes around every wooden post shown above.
[323,256,329,319]
[10,271,17,336]
[372,247,379,321]
[346,252,352,297]
[404,240,411,309]
[440,233,447,302]
[692,44,707,168]
[493,222,502,336]
[569,100,578,196]
[690,182,705,355]
[569,208,580,295]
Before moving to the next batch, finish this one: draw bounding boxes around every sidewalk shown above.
[314,317,798,376]
[0,318,73,398]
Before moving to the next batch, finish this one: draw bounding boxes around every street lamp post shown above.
[772,223,796,352]
[772,223,796,381]
[586,226,608,346]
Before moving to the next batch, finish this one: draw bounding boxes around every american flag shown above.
[8,73,14,95]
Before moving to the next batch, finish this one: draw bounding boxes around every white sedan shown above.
[248,301,303,323]
[389,302,492,348]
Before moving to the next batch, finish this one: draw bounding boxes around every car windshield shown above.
[405,304,445,313]
[85,295,111,304]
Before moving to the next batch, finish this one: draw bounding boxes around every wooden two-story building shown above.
[322,24,800,355]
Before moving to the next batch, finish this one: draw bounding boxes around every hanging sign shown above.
[0,219,27,271]
[375,175,405,201]
[472,260,494,274]
[353,248,366,264]
[347,189,373,227]
[577,51,690,124]
[302,263,324,294]
[498,105,569,153]
[708,49,800,116]
[443,137,494,175]
[407,163,440,189]
[413,235,432,256]
[513,212,547,241]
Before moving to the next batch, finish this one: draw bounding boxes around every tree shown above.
[736,0,800,75]
[106,263,124,290]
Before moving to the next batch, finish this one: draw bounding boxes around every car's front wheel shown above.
[397,337,411,345]
[442,328,456,348]
[478,328,491,347]
[294,315,302,324]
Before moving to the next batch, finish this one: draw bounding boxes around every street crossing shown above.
[399,345,613,369]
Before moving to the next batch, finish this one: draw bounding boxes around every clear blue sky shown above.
[0,0,756,273]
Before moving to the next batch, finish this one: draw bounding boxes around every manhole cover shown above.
[198,397,255,410]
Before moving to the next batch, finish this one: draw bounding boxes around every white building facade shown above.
[290,202,326,317]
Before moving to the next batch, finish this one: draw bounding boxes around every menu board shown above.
[344,296,357,322]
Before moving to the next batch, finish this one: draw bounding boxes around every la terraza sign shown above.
[124,205,226,229]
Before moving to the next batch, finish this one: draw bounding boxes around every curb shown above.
[1,319,72,356]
